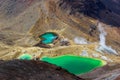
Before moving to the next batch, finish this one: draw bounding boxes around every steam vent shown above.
[0,0,120,80]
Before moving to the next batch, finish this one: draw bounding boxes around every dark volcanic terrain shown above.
[0,60,83,80]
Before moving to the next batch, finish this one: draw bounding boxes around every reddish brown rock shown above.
[115,75,120,80]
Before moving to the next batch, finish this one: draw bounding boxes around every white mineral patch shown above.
[74,37,88,44]
[101,56,113,62]
[80,50,89,57]
[101,56,108,61]
[95,47,104,53]
[92,53,99,57]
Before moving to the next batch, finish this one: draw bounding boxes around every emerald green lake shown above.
[39,32,58,44]
[41,55,106,75]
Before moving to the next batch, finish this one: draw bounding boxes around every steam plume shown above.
[97,23,118,55]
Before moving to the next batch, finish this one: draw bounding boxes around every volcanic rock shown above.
[0,60,84,80]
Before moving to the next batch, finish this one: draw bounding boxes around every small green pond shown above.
[39,32,58,44]
[18,54,33,60]
[41,55,106,75]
